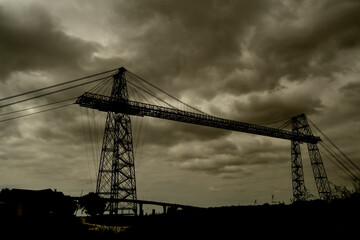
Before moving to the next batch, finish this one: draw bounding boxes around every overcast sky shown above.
[0,0,359,207]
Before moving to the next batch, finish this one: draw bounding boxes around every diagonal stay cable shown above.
[308,117,360,173]
[319,148,355,181]
[0,103,74,123]
[320,142,360,181]
[126,81,177,109]
[0,75,111,109]
[0,97,77,117]
[126,70,208,115]
[87,75,113,94]
[0,68,119,102]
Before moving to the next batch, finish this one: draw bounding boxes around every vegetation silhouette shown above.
[78,192,106,216]
[0,182,358,239]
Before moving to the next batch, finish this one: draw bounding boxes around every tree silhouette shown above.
[78,193,106,216]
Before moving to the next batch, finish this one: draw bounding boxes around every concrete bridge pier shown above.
[138,203,168,216]
[139,203,143,216]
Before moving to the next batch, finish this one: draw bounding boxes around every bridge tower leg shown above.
[291,114,331,201]
[290,139,306,201]
[96,68,137,215]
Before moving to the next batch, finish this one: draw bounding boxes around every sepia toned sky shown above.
[0,0,359,207]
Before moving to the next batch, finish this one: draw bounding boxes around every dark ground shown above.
[2,195,358,240]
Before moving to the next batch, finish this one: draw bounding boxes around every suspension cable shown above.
[126,81,177,109]
[319,142,360,181]
[0,103,74,123]
[308,117,360,174]
[0,97,77,117]
[126,70,208,115]
[0,68,118,102]
[319,147,356,181]
[0,75,112,109]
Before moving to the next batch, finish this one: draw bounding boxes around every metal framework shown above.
[76,68,332,208]
[76,92,321,144]
[291,116,307,201]
[95,68,137,215]
[291,114,332,200]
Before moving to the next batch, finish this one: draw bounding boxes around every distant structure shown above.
[0,188,76,217]
[76,67,332,214]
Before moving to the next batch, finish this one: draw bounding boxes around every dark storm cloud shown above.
[0,3,118,151]
[0,3,109,192]
[116,1,355,84]
[232,90,324,123]
[178,138,288,175]
[112,0,360,110]
[0,0,359,203]
[105,0,360,180]
[246,0,360,84]
[112,0,273,96]
[339,81,360,120]
[0,5,100,79]
[141,119,231,147]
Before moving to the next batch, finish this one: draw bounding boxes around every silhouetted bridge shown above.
[1,67,357,217]
[76,67,335,215]
[74,197,202,216]
[110,199,203,216]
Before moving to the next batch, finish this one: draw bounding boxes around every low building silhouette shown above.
[0,188,76,217]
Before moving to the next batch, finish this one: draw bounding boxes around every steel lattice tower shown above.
[291,114,331,201]
[96,68,137,215]
[76,68,333,208]
[291,118,307,201]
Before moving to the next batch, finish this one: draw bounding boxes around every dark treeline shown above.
[82,185,360,240]
[0,184,359,239]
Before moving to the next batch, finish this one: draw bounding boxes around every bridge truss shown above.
[75,67,332,215]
